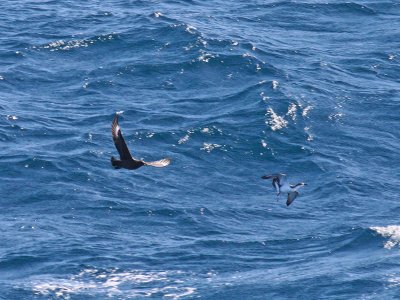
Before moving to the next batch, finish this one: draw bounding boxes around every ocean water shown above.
[1,0,400,299]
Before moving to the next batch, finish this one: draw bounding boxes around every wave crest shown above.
[30,268,196,299]
[370,225,400,249]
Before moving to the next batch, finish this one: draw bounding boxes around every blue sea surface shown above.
[1,0,400,299]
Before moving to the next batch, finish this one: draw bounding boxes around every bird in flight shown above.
[261,173,306,206]
[111,113,171,170]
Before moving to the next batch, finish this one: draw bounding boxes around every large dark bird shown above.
[261,173,306,206]
[111,114,171,170]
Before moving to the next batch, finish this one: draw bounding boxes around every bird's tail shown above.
[111,156,122,169]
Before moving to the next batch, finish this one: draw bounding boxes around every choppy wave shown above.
[29,268,195,299]
[370,226,400,249]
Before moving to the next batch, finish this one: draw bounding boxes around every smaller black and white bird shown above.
[111,113,171,170]
[261,173,306,206]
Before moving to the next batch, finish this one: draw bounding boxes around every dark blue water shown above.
[1,1,400,299]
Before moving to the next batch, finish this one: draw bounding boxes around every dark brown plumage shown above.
[111,114,171,170]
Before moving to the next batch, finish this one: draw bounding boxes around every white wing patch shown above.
[145,158,171,168]
[113,124,120,137]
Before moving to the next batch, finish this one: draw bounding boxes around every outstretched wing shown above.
[111,114,133,160]
[144,158,171,168]
[261,173,286,181]
[261,173,286,188]
[286,191,299,206]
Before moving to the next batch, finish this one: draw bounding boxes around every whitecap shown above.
[388,275,400,287]
[41,34,116,51]
[178,129,194,144]
[371,225,400,249]
[304,126,314,141]
[146,133,155,138]
[260,92,269,101]
[30,268,196,299]
[271,80,279,89]
[6,115,18,120]
[198,38,207,47]
[86,133,93,142]
[198,52,214,63]
[266,108,288,131]
[201,143,222,153]
[302,105,312,117]
[261,139,268,148]
[185,25,197,34]
[328,112,343,121]
[178,134,190,144]
[286,103,297,121]
[33,279,97,298]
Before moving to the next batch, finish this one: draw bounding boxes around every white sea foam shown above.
[178,134,190,144]
[302,105,312,117]
[42,34,116,51]
[271,80,279,89]
[30,268,196,299]
[260,92,269,101]
[266,108,288,131]
[261,139,268,148]
[286,103,297,121]
[328,112,343,121]
[178,129,194,144]
[185,25,197,34]
[370,225,400,249]
[6,115,18,120]
[146,132,155,138]
[304,126,314,141]
[201,143,223,152]
[198,52,214,63]
[242,52,253,58]
[387,275,400,288]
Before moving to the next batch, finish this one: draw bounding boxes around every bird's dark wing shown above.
[290,182,306,189]
[286,191,299,206]
[112,114,133,160]
[261,173,286,180]
[261,173,286,184]
[144,158,171,168]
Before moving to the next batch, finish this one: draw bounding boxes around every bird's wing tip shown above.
[286,191,299,206]
[145,158,171,168]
